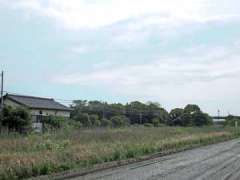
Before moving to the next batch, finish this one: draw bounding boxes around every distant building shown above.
[3,94,72,132]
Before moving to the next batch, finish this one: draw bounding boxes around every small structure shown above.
[3,94,71,132]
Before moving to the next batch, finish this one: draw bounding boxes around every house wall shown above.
[31,109,70,118]
[4,98,71,118]
[4,98,71,133]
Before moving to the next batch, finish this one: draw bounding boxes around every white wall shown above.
[4,98,71,118]
[31,109,70,117]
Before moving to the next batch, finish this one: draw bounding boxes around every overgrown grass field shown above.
[0,126,240,179]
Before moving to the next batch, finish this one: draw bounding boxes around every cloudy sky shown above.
[1,0,240,115]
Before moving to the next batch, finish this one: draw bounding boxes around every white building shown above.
[3,94,72,132]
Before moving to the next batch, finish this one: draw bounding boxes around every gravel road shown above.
[69,139,240,180]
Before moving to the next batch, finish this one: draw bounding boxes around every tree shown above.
[2,106,31,133]
[157,108,169,124]
[12,107,31,133]
[192,111,213,126]
[108,103,125,118]
[168,108,184,126]
[71,100,88,118]
[182,104,202,126]
[70,99,212,128]
[1,106,13,128]
[184,104,201,114]
[126,101,147,124]
[181,112,194,126]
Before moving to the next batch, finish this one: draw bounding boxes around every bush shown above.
[68,120,82,129]
[89,114,101,127]
[101,118,112,127]
[74,113,92,127]
[152,118,160,127]
[1,106,31,133]
[224,116,240,127]
[144,123,154,127]
[44,116,66,129]
[111,115,129,128]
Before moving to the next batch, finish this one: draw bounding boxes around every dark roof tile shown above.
[6,94,71,111]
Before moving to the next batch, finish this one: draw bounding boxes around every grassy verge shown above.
[0,126,240,179]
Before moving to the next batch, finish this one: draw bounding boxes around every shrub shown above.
[89,114,101,127]
[74,113,92,127]
[101,118,112,127]
[144,123,154,127]
[152,118,160,127]
[1,106,31,133]
[67,120,82,129]
[111,115,129,128]
[224,116,240,127]
[44,116,66,129]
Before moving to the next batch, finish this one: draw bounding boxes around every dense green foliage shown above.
[44,116,66,129]
[224,115,240,127]
[0,106,31,133]
[168,104,213,126]
[0,101,213,133]
[71,101,213,127]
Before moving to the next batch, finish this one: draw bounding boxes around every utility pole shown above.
[217,109,220,119]
[0,71,3,132]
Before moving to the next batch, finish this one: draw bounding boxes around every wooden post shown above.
[0,71,3,132]
[0,71,3,111]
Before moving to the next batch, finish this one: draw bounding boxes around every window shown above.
[35,115,43,123]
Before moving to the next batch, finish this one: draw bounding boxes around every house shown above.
[3,94,72,132]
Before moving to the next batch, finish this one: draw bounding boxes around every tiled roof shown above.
[5,94,71,111]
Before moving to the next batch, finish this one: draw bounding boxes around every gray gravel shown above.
[70,139,240,180]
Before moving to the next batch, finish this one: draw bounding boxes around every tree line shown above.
[71,100,213,127]
[0,100,213,133]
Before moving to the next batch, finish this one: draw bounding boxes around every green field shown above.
[0,126,240,179]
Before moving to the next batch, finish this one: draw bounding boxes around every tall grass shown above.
[0,126,239,179]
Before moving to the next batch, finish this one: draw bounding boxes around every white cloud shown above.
[2,0,240,114]
[52,45,240,106]
[3,0,240,30]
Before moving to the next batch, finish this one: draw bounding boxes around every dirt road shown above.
[69,139,240,180]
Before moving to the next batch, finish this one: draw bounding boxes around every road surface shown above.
[69,139,240,180]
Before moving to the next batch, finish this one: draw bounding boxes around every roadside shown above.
[57,138,240,180]
[26,127,240,180]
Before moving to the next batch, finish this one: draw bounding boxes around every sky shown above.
[0,0,240,115]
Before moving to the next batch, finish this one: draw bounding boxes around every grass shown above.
[0,126,240,179]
